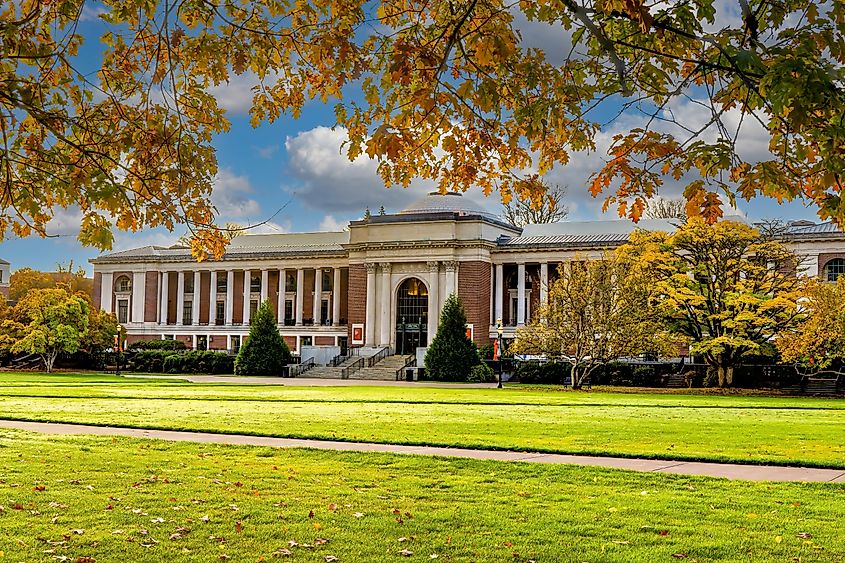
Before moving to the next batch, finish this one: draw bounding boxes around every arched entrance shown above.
[395,278,429,355]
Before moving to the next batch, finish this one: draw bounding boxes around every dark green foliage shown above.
[468,363,497,383]
[477,343,494,360]
[159,351,234,374]
[424,294,479,381]
[128,339,187,351]
[235,300,291,376]
[513,361,568,384]
[131,350,173,372]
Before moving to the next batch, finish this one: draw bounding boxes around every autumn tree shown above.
[4,0,845,257]
[618,219,804,387]
[9,268,55,302]
[501,179,568,227]
[2,288,90,373]
[424,294,479,381]
[776,278,845,369]
[511,256,670,389]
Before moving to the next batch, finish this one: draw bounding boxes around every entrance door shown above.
[395,278,429,355]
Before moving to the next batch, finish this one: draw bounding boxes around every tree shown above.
[510,256,671,389]
[2,288,90,372]
[501,179,568,227]
[9,268,55,302]
[4,1,845,258]
[617,219,804,387]
[234,300,291,376]
[644,199,687,223]
[776,278,845,369]
[424,294,479,381]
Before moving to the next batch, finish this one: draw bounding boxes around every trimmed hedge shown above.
[513,361,569,384]
[131,350,172,372]
[132,350,234,374]
[127,339,188,351]
[468,363,497,383]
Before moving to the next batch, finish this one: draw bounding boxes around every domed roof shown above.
[399,191,498,220]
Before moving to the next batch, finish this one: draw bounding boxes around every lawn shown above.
[0,429,843,562]
[1,373,844,467]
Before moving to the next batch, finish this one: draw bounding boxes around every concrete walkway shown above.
[122,374,499,387]
[2,419,843,483]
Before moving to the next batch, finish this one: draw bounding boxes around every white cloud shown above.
[46,207,84,237]
[243,220,291,235]
[208,74,259,115]
[211,168,261,219]
[256,144,280,159]
[79,2,107,22]
[318,214,348,231]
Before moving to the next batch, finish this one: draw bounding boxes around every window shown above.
[321,299,330,324]
[284,300,294,325]
[300,336,312,347]
[163,334,174,340]
[250,273,261,292]
[825,258,845,282]
[183,301,192,325]
[117,299,129,324]
[0,270,3,282]
[215,301,225,325]
[249,299,258,318]
[184,274,194,293]
[196,335,208,351]
[216,274,227,292]
[115,276,131,293]
[322,271,332,292]
[231,335,241,353]
[285,272,297,292]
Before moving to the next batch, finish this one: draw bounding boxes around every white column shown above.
[260,269,269,303]
[494,263,503,323]
[131,271,145,323]
[540,262,549,308]
[159,272,168,324]
[242,269,251,325]
[379,262,391,347]
[100,272,113,313]
[313,268,322,325]
[278,269,286,324]
[332,267,341,325]
[295,268,304,325]
[176,271,185,325]
[365,263,377,346]
[209,271,218,325]
[192,271,201,325]
[517,262,526,326]
[225,270,234,325]
[444,261,457,298]
[427,261,440,339]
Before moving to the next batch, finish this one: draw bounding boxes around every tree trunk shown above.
[717,365,726,388]
[43,350,57,374]
[570,363,581,390]
[715,360,734,388]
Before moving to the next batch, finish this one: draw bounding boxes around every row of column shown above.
[155,268,342,327]
[493,262,549,326]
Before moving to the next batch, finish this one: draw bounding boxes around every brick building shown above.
[90,192,845,357]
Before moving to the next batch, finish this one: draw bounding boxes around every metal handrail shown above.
[288,357,315,377]
[329,353,347,367]
[366,347,390,367]
[340,357,365,379]
[395,355,416,380]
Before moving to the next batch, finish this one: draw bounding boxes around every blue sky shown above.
[0,5,823,274]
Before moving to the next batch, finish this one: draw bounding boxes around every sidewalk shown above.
[2,419,843,483]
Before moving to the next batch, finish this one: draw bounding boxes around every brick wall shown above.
[167,272,177,324]
[269,271,280,320]
[315,335,335,346]
[347,264,366,341]
[458,260,492,345]
[233,272,244,324]
[199,272,210,324]
[92,272,102,311]
[144,271,158,322]
[303,269,314,322]
[283,335,297,352]
[208,335,226,351]
[175,334,192,347]
[340,268,349,322]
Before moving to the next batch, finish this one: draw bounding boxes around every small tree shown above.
[424,293,479,381]
[501,178,569,227]
[511,256,671,389]
[3,288,90,373]
[777,278,845,368]
[235,300,291,376]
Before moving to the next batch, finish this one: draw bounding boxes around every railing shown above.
[348,346,362,356]
[340,357,365,379]
[395,355,416,380]
[288,357,315,377]
[329,353,347,367]
[366,347,390,367]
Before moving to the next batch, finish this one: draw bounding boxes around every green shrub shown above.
[468,363,497,383]
[514,361,567,384]
[235,300,291,376]
[131,350,173,372]
[477,343,495,360]
[128,339,187,351]
[424,294,479,381]
[162,354,182,374]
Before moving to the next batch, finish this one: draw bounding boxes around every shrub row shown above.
[127,339,188,351]
[131,350,233,374]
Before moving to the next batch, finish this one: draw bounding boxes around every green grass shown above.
[1,429,843,562]
[1,373,844,468]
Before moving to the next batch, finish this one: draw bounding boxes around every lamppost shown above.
[114,325,124,376]
[496,318,504,389]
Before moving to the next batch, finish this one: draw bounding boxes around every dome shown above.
[398,191,498,220]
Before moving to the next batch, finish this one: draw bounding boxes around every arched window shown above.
[824,258,845,282]
[115,276,131,293]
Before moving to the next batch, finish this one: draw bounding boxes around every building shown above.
[0,258,9,298]
[90,192,845,356]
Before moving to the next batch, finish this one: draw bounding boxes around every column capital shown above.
[379,262,392,274]
[427,260,440,272]
[365,262,378,274]
[444,260,458,272]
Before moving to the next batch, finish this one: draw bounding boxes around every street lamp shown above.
[114,325,124,376]
[496,318,504,389]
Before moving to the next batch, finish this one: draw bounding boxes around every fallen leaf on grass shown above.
[796,532,813,539]
[315,538,329,546]
[324,556,338,562]
[272,548,292,557]
[399,549,413,557]
[328,503,338,512]
[671,554,687,559]
[34,485,46,492]
[236,521,243,534]
[352,513,365,519]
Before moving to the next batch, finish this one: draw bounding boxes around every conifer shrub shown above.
[235,300,291,376]
[424,293,479,381]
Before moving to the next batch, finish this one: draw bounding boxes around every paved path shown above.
[2,420,844,483]
[123,374,499,387]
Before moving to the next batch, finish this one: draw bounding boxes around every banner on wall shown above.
[465,324,473,341]
[351,323,365,345]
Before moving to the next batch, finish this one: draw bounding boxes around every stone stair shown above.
[348,355,412,381]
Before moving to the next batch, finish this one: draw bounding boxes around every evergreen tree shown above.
[424,293,479,381]
[235,300,291,376]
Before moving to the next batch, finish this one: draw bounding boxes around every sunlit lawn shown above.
[0,429,843,562]
[1,373,844,467]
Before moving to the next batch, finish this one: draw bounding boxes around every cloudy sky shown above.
[1,5,822,273]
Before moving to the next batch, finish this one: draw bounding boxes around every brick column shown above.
[365,263,377,346]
